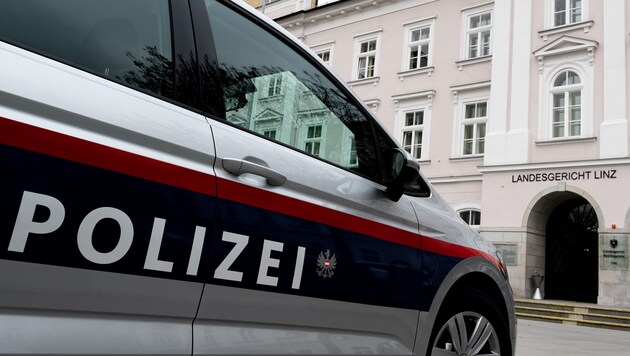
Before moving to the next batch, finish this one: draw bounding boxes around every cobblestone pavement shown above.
[515,318,630,356]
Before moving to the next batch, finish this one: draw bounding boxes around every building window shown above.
[466,10,492,59]
[459,209,481,226]
[317,50,331,65]
[268,74,282,96]
[304,125,323,157]
[407,25,431,70]
[554,0,582,27]
[463,101,487,155]
[402,111,424,159]
[355,38,378,79]
[348,137,358,167]
[262,129,277,140]
[551,70,582,138]
[312,43,334,66]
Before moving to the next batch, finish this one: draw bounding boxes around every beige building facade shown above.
[246,0,630,307]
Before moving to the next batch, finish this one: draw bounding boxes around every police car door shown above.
[0,1,215,354]
[192,1,423,354]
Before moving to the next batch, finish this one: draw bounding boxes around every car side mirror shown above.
[384,149,420,202]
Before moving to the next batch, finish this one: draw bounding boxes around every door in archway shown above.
[545,199,599,303]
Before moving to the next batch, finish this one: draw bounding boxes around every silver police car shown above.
[0,0,515,355]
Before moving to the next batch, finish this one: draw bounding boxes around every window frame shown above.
[450,83,490,159]
[403,20,434,71]
[462,101,488,156]
[314,48,333,66]
[194,1,403,184]
[393,91,434,163]
[401,110,425,160]
[543,0,589,32]
[553,0,583,27]
[316,50,331,65]
[536,61,593,143]
[458,209,482,227]
[461,5,493,60]
[303,124,325,158]
[352,31,381,81]
[550,70,583,139]
[267,74,283,97]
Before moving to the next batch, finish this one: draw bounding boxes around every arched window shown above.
[551,70,582,138]
[459,209,481,226]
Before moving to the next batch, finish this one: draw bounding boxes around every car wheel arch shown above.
[414,257,514,356]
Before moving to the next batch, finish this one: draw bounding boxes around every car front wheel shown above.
[428,288,510,356]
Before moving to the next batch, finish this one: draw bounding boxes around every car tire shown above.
[427,287,512,356]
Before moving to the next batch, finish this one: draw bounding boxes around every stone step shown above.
[515,299,630,332]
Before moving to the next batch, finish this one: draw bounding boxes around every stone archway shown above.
[522,184,603,300]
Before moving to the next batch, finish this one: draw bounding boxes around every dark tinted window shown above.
[0,0,173,98]
[202,0,383,181]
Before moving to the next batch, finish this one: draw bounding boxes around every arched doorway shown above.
[545,198,599,303]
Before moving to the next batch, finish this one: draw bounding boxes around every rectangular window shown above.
[553,91,581,138]
[263,130,277,140]
[402,111,424,159]
[408,26,431,70]
[554,0,582,27]
[268,75,282,96]
[356,39,377,79]
[466,11,492,59]
[349,137,358,167]
[463,102,487,155]
[305,125,323,157]
[317,50,331,65]
[569,92,581,136]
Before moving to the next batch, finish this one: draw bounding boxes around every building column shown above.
[486,0,530,165]
[601,0,628,158]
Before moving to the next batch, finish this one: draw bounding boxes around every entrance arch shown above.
[545,198,599,302]
[524,185,602,303]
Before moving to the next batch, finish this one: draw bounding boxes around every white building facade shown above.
[248,0,630,307]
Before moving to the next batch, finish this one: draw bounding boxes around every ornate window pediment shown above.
[253,108,283,122]
[533,36,598,73]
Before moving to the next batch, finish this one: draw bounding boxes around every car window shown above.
[203,0,383,181]
[0,0,173,98]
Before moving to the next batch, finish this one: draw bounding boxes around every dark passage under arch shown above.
[545,198,599,303]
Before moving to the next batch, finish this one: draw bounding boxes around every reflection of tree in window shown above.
[121,46,174,97]
[204,0,386,181]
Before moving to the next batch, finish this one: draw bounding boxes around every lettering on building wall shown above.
[511,170,618,183]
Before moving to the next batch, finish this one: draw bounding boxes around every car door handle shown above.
[222,158,287,186]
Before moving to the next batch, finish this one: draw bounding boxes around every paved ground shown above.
[515,319,630,356]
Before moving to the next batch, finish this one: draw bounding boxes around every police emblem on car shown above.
[316,249,336,278]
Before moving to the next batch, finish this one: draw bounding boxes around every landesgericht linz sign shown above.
[511,170,618,183]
